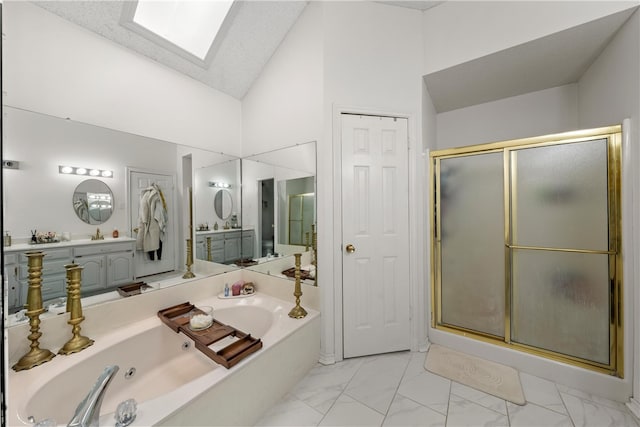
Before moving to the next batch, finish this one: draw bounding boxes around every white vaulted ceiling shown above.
[34,1,309,100]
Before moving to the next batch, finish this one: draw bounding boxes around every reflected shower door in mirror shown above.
[193,158,246,266]
[241,141,317,285]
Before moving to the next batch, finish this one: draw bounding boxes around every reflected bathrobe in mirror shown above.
[136,183,168,260]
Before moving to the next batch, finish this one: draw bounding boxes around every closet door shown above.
[509,139,613,365]
[437,152,505,338]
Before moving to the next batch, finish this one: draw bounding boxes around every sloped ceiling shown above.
[34,1,309,100]
[425,7,638,113]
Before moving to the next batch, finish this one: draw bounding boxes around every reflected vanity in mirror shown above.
[2,106,242,315]
[193,158,247,265]
[240,141,317,285]
[72,179,114,225]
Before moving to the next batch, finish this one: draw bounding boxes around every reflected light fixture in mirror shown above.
[59,165,113,178]
[209,181,230,188]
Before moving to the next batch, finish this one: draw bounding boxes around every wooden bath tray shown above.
[157,302,262,369]
[116,281,150,297]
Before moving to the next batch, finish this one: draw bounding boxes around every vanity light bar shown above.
[208,181,231,188]
[59,165,113,178]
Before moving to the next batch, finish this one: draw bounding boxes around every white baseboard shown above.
[319,351,336,365]
[626,398,640,421]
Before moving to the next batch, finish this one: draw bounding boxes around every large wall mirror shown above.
[241,142,317,285]
[2,106,242,315]
[193,158,246,266]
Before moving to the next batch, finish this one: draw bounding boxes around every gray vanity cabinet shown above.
[17,247,72,311]
[74,254,105,292]
[6,239,136,312]
[4,253,20,310]
[196,233,224,262]
[242,230,255,259]
[195,229,255,263]
[224,230,241,261]
[73,241,135,295]
[107,251,136,286]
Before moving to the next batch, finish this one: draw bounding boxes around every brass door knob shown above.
[133,227,139,234]
[345,244,356,253]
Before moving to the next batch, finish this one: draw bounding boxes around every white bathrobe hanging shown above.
[136,183,168,256]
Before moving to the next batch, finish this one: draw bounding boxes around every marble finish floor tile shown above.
[253,351,640,427]
[383,394,446,427]
[519,372,568,415]
[450,382,507,415]
[344,352,411,414]
[319,394,385,426]
[397,370,451,415]
[292,359,365,414]
[255,393,324,426]
[446,394,509,427]
[560,392,639,427]
[507,401,573,427]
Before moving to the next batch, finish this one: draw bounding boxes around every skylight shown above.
[132,0,234,60]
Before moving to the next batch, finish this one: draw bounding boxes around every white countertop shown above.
[195,227,253,234]
[4,237,136,252]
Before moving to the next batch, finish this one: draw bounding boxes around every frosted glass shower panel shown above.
[439,153,505,337]
[511,250,610,365]
[511,140,609,251]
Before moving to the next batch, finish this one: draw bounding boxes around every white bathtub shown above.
[7,293,320,426]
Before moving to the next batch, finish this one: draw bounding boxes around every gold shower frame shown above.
[429,125,623,377]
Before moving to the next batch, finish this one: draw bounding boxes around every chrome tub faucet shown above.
[68,365,119,427]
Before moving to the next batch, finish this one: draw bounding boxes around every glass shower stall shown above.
[430,125,623,376]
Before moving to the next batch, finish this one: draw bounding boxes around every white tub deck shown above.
[7,293,320,426]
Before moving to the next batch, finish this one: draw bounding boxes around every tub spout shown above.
[68,365,119,427]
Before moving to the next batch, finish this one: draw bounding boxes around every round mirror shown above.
[214,189,233,220]
[72,179,114,225]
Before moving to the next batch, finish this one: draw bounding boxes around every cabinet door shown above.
[107,252,134,286]
[242,234,254,259]
[5,260,20,311]
[20,274,67,305]
[211,248,225,263]
[74,254,106,293]
[224,236,240,263]
[195,237,206,260]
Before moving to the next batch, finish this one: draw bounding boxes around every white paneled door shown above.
[129,170,176,278]
[341,114,411,358]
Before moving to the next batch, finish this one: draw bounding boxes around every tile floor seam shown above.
[342,388,388,417]
[316,389,343,427]
[445,374,452,426]
[396,391,448,417]
[342,353,412,417]
[450,391,511,422]
[557,389,581,427]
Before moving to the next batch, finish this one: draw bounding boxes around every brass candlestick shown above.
[183,186,196,279]
[312,224,317,285]
[59,264,94,355]
[288,253,308,319]
[305,232,310,252]
[183,238,196,279]
[12,251,56,371]
[206,236,212,261]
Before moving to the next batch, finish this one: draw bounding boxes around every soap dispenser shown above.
[4,231,11,247]
[224,283,230,297]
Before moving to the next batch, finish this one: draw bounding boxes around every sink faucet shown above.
[91,228,104,241]
[68,365,119,427]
